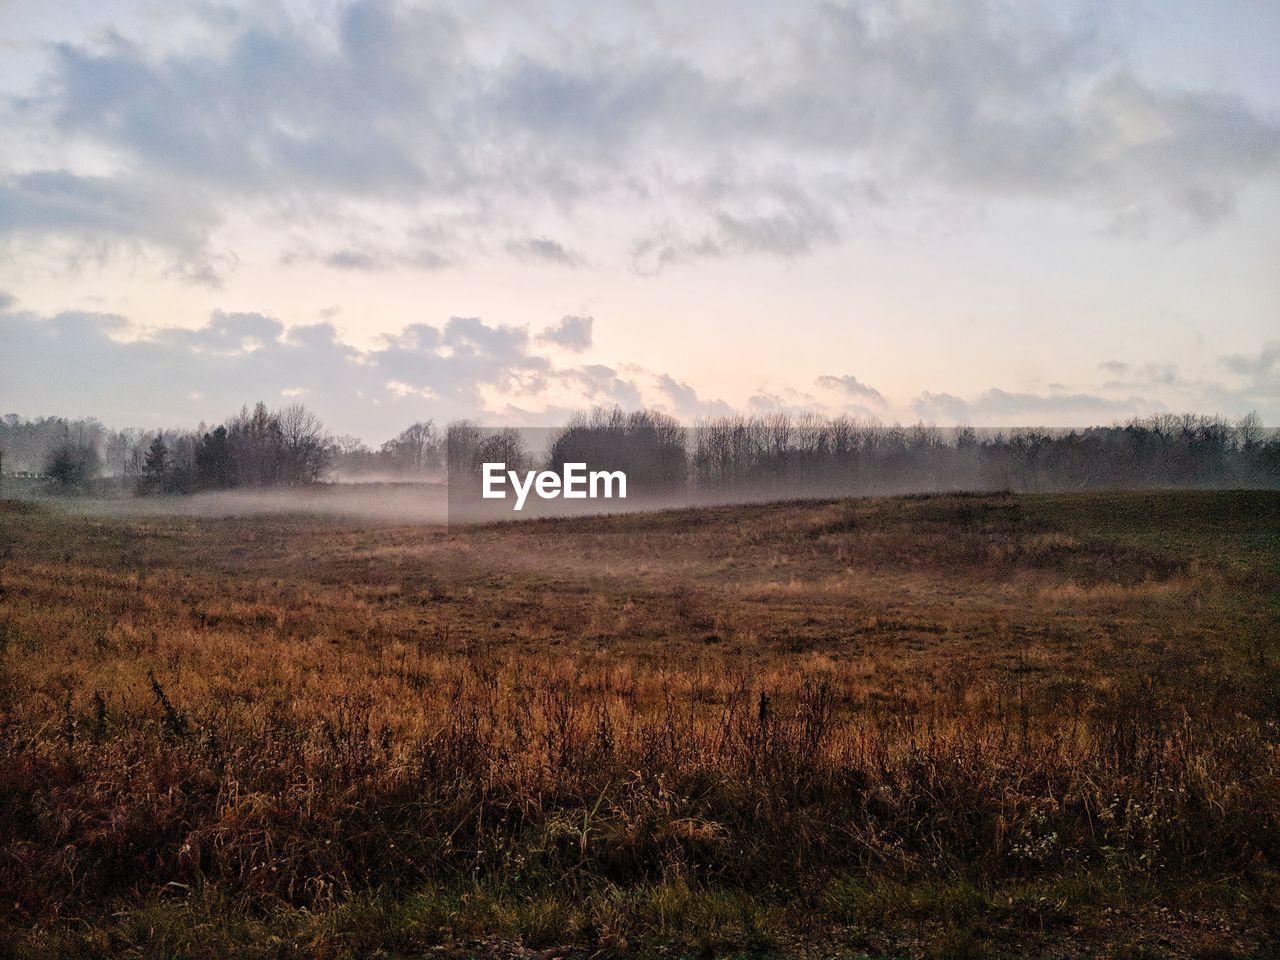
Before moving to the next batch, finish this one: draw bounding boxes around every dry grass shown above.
[0,490,1277,958]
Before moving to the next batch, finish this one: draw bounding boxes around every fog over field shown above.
[51,482,452,523]
[7,406,1277,526]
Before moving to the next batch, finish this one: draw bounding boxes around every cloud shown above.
[1085,348,1279,421]
[654,374,732,419]
[1079,74,1280,228]
[506,236,586,267]
[555,364,642,408]
[1098,360,1190,392]
[0,170,223,283]
[630,200,844,274]
[537,315,593,352]
[3,0,1273,283]
[712,210,838,257]
[816,374,886,405]
[320,246,451,272]
[629,230,721,276]
[43,8,437,195]
[1222,341,1280,380]
[153,310,286,355]
[748,384,822,416]
[913,387,1159,424]
[0,303,586,439]
[282,223,456,273]
[4,294,1276,441]
[441,316,539,368]
[1214,341,1280,415]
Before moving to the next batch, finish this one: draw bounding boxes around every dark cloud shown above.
[537,315,593,352]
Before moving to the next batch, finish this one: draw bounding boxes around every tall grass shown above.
[0,491,1276,956]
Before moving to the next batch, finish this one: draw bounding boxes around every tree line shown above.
[682,411,1279,495]
[469,410,1280,496]
[0,404,450,495]
[2,405,1277,497]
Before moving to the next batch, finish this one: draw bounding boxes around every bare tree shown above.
[445,420,484,482]
[380,421,443,473]
[278,404,331,484]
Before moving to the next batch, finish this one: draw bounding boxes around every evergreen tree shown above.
[195,426,234,489]
[140,436,170,494]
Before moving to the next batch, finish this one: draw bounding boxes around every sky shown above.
[0,0,1277,442]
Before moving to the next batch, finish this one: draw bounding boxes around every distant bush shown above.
[136,402,334,496]
[547,407,688,495]
[42,442,100,492]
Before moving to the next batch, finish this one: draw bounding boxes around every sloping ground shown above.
[0,491,1277,958]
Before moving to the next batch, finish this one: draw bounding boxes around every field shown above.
[1,489,1278,958]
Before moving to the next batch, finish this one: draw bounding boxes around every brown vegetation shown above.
[0,490,1277,958]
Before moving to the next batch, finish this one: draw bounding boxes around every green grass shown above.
[6,869,1271,959]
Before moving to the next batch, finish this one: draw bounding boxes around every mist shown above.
[5,406,1278,527]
